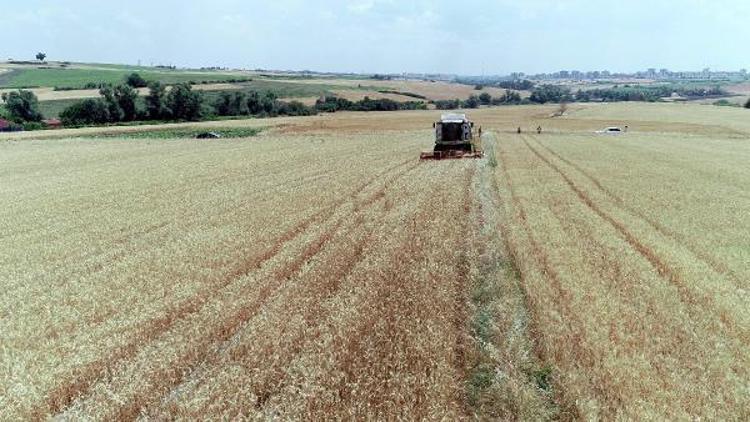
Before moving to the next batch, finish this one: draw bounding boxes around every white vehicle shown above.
[596,126,624,134]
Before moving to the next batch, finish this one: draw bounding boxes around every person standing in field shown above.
[537,126,542,134]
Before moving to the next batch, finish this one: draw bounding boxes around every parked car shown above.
[596,127,624,134]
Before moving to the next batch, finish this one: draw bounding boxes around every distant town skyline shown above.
[3,0,749,75]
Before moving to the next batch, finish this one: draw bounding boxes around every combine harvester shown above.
[420,113,483,160]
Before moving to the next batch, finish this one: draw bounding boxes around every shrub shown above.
[146,82,169,120]
[60,98,110,126]
[530,85,573,104]
[479,92,492,105]
[433,99,461,110]
[125,73,148,88]
[214,92,250,116]
[167,83,203,121]
[745,98,750,109]
[462,95,480,109]
[276,100,316,116]
[497,79,534,90]
[315,96,355,112]
[114,84,139,121]
[22,121,45,131]
[1,90,44,122]
[247,91,264,115]
[98,85,123,122]
[314,96,424,113]
[491,90,522,105]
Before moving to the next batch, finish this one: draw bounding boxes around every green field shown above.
[88,126,264,139]
[198,80,372,99]
[37,98,82,119]
[0,67,249,89]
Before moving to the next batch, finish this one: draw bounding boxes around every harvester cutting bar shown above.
[420,150,484,160]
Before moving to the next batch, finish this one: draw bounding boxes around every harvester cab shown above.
[420,113,483,160]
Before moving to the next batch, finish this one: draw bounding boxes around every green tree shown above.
[261,91,278,114]
[99,85,123,122]
[745,98,750,109]
[146,81,169,119]
[479,92,492,105]
[463,95,480,109]
[214,92,248,116]
[0,90,43,122]
[59,99,110,126]
[114,84,139,121]
[125,73,148,88]
[491,90,522,105]
[247,91,263,114]
[215,92,233,116]
[529,85,573,104]
[36,52,46,62]
[167,83,203,120]
[433,99,461,110]
[232,92,249,115]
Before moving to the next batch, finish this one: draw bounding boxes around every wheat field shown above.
[2,103,749,419]
[1,124,518,419]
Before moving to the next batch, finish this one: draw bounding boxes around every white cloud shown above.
[347,0,376,13]
[1,0,748,74]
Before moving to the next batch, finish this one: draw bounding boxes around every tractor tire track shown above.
[94,159,426,420]
[153,170,418,417]
[520,136,748,344]
[182,209,389,416]
[50,158,424,420]
[296,178,468,420]
[152,166,453,419]
[495,138,584,419]
[530,137,740,286]
[34,158,418,419]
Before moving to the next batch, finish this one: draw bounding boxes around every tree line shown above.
[314,96,426,112]
[0,90,44,130]
[1,72,433,130]
[433,90,524,110]
[458,78,536,91]
[529,84,729,104]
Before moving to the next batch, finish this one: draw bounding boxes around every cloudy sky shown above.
[2,0,748,74]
